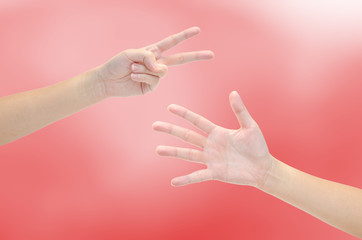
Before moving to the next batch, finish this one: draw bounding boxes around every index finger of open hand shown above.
[167,104,216,134]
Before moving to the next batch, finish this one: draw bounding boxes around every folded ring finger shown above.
[131,63,155,75]
[131,63,168,77]
[131,73,160,88]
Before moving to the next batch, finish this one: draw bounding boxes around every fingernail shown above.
[131,73,137,79]
[131,64,138,72]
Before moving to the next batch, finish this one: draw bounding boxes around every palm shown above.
[153,91,273,187]
[203,126,270,186]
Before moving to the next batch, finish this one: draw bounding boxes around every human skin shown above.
[0,27,214,146]
[152,91,362,238]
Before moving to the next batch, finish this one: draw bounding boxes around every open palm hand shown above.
[153,91,274,187]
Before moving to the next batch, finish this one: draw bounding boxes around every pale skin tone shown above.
[153,91,362,238]
[0,27,214,145]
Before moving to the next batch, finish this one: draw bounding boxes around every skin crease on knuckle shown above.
[183,129,194,143]
[177,55,185,64]
[169,35,179,48]
[189,149,198,161]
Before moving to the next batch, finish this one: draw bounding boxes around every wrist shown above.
[256,155,281,192]
[81,66,110,104]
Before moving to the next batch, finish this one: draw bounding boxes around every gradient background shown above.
[1,0,362,239]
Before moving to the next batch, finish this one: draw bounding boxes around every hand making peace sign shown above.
[97,27,214,97]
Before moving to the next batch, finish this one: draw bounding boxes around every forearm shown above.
[0,66,107,145]
[259,157,362,238]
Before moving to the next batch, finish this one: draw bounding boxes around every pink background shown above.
[1,0,362,239]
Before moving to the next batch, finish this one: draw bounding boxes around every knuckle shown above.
[159,69,168,78]
[170,35,178,46]
[183,31,188,40]
[182,109,189,118]
[193,116,202,127]
[177,55,185,63]
[184,130,193,141]
[146,45,157,53]
[188,149,195,160]
[174,148,179,157]
[143,51,153,60]
[190,149,199,160]
[146,51,153,57]
[123,49,137,57]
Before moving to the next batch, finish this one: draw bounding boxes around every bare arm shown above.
[0,27,214,146]
[261,158,362,238]
[0,68,104,145]
[153,91,362,238]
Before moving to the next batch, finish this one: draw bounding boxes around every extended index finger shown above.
[158,51,214,66]
[155,27,201,52]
